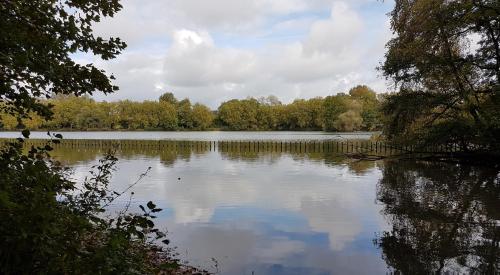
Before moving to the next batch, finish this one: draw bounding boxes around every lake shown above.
[6,132,498,274]
[0,131,374,141]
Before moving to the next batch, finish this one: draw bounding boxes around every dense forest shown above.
[0,85,383,132]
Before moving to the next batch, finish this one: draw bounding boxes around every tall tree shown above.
[381,0,500,150]
[0,1,196,274]
[177,98,193,129]
[323,94,363,131]
[159,92,178,105]
[0,0,126,120]
[349,85,381,130]
[191,103,214,130]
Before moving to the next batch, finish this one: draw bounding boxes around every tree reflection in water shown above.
[375,160,500,274]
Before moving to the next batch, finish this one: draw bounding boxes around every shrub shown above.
[0,134,205,274]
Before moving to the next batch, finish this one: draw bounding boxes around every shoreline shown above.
[0,129,378,133]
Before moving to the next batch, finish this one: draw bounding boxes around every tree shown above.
[333,110,363,132]
[349,85,381,130]
[285,99,310,129]
[0,0,126,120]
[159,92,178,105]
[177,98,193,129]
[308,97,326,129]
[158,101,178,130]
[97,101,120,129]
[0,112,18,130]
[217,99,260,130]
[284,98,324,130]
[191,103,214,130]
[323,93,362,131]
[349,85,376,101]
[47,96,93,129]
[381,0,500,151]
[0,2,203,273]
[256,104,279,130]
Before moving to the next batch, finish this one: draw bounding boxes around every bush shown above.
[0,135,204,274]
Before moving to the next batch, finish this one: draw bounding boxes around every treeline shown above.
[217,85,381,131]
[0,85,383,132]
[1,95,214,131]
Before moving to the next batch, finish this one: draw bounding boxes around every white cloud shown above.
[90,50,166,101]
[93,0,332,42]
[168,0,265,31]
[89,0,393,107]
[164,30,258,87]
[98,154,386,250]
[304,2,363,55]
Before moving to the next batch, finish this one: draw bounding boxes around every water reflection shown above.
[48,145,499,274]
[375,160,500,274]
[51,145,376,176]
[50,146,210,167]
[58,146,387,274]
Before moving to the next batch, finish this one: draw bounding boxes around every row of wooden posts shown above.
[0,138,464,155]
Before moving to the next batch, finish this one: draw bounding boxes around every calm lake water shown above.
[43,142,500,275]
[0,131,374,141]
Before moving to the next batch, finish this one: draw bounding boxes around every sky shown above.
[84,0,395,108]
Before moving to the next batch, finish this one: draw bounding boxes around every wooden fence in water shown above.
[0,138,464,156]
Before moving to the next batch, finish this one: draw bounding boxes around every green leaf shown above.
[146,220,154,228]
[160,262,179,270]
[21,129,30,138]
[146,201,156,210]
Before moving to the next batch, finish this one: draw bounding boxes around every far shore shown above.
[0,129,378,133]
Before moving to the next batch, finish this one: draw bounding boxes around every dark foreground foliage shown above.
[0,0,126,119]
[381,0,500,153]
[0,1,208,273]
[0,135,208,274]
